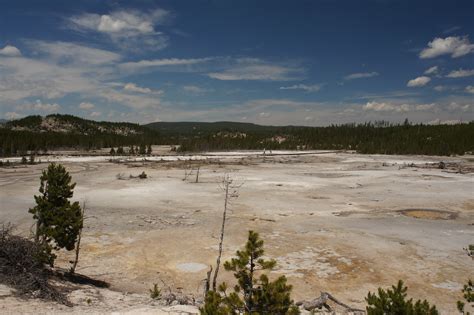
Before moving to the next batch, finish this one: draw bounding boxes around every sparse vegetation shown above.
[149,283,162,299]
[201,230,300,314]
[457,279,474,314]
[0,224,70,305]
[366,280,438,315]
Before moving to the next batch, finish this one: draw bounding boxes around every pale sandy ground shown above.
[0,150,473,314]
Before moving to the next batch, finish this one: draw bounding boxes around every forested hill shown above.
[0,114,159,156]
[5,114,148,135]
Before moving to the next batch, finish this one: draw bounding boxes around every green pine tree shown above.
[366,280,438,315]
[29,163,83,266]
[201,230,299,315]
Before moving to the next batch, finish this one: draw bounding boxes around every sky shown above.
[0,0,473,126]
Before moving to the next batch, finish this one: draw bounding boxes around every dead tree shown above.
[69,201,86,274]
[211,174,242,292]
[183,162,193,181]
[195,165,200,183]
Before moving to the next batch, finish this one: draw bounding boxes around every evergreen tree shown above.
[366,280,438,315]
[129,145,135,155]
[29,163,83,265]
[21,156,27,164]
[117,146,124,154]
[201,230,299,315]
[110,147,116,156]
[146,144,152,155]
[139,143,146,155]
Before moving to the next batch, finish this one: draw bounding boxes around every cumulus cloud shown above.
[279,84,322,92]
[207,58,303,81]
[68,9,170,51]
[363,101,435,112]
[466,86,474,94]
[446,69,474,78]
[447,102,471,112]
[424,66,438,75]
[407,76,431,87]
[0,45,21,56]
[419,36,474,59]
[79,102,95,110]
[344,72,379,80]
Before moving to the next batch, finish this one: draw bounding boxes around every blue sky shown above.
[0,0,473,125]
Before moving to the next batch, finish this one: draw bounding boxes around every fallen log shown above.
[297,292,365,313]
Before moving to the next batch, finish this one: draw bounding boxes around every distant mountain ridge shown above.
[3,114,149,136]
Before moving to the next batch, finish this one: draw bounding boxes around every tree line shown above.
[177,122,474,156]
[1,115,473,157]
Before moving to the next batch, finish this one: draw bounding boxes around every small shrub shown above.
[138,171,147,179]
[21,156,27,164]
[149,283,161,299]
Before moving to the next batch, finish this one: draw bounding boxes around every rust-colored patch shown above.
[398,209,458,220]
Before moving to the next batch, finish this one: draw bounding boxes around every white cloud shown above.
[123,82,163,94]
[466,86,474,94]
[183,85,211,94]
[344,72,379,80]
[279,84,322,92]
[5,112,22,120]
[68,9,170,51]
[207,58,303,81]
[447,102,471,112]
[446,69,474,78]
[119,57,212,72]
[363,101,435,112]
[27,40,120,65]
[79,102,95,110]
[407,76,431,87]
[17,100,61,112]
[0,45,21,56]
[100,89,161,109]
[258,112,271,118]
[90,111,102,117]
[419,36,474,59]
[434,85,448,92]
[424,66,438,75]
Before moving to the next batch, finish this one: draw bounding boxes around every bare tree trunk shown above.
[70,202,85,274]
[212,176,230,291]
[204,265,213,298]
[195,166,200,183]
